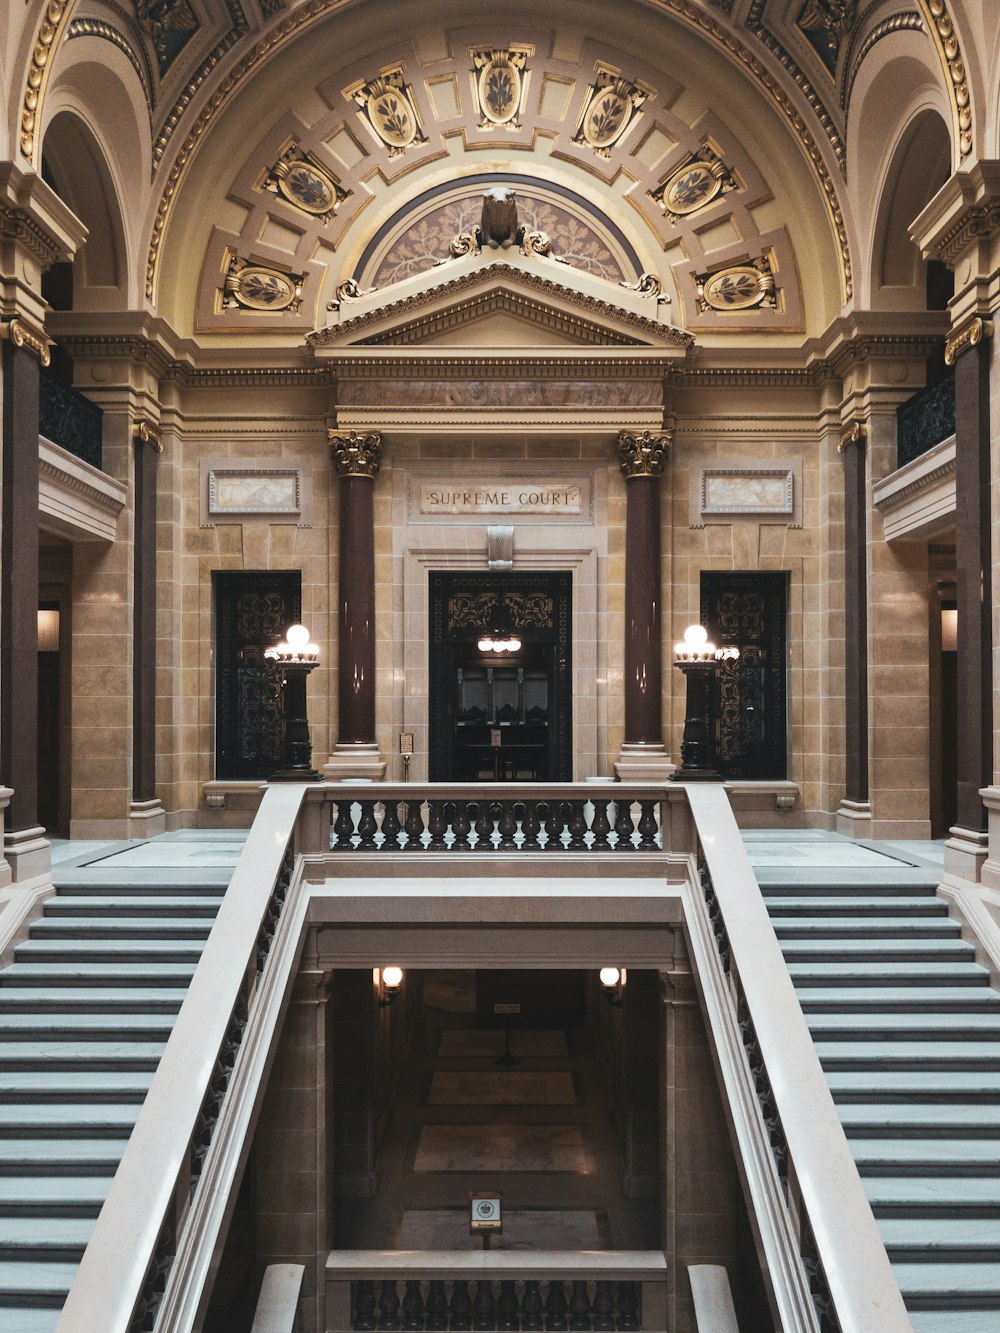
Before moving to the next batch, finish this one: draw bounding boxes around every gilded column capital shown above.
[133,418,163,452]
[0,316,52,366]
[329,430,382,478]
[837,419,867,453]
[617,429,671,478]
[944,314,994,366]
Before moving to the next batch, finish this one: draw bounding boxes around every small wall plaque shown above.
[689,460,801,528]
[200,460,313,527]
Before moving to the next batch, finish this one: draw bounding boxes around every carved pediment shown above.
[308,256,693,353]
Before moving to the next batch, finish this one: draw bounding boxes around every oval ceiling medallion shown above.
[701,266,765,311]
[662,162,722,216]
[478,56,521,125]
[367,87,419,149]
[234,267,298,311]
[279,162,337,215]
[582,90,630,150]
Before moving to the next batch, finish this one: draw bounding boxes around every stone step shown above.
[0,1041,165,1073]
[789,962,990,988]
[0,986,184,1013]
[0,1103,139,1138]
[892,1261,1000,1309]
[761,881,939,898]
[14,938,205,964]
[806,1012,1000,1041]
[879,1217,1000,1263]
[0,1217,93,1262]
[0,1175,114,1217]
[0,962,196,988]
[827,1070,1000,1103]
[0,1139,129,1176]
[838,1102,1000,1138]
[43,895,222,917]
[0,1012,176,1041]
[0,1259,78,1304]
[772,917,960,940]
[864,1175,1000,1217]
[814,1041,1000,1072]
[849,1138,1000,1177]
[0,1308,61,1333]
[780,939,976,963]
[911,1312,1000,1332]
[29,918,213,940]
[766,896,948,918]
[797,987,1000,1013]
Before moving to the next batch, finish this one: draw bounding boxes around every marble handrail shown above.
[685,784,913,1333]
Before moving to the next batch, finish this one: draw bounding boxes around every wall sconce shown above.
[599,966,625,1006]
[377,965,404,1007]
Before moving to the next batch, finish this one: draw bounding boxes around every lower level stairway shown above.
[0,852,228,1332]
[763,871,1000,1331]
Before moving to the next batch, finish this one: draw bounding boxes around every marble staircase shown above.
[763,874,1000,1330]
[0,859,227,1333]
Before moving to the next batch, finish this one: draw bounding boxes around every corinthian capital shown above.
[617,429,671,478]
[329,430,383,478]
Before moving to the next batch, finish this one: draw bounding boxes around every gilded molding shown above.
[20,0,73,161]
[329,430,383,478]
[843,14,925,108]
[944,315,993,365]
[0,317,52,366]
[837,419,867,452]
[922,0,973,159]
[67,19,154,118]
[617,429,671,477]
[133,419,163,452]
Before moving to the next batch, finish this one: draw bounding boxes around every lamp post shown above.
[670,624,738,782]
[264,623,322,781]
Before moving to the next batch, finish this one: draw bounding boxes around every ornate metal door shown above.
[700,571,788,780]
[214,571,301,780]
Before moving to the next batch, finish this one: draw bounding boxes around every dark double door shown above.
[429,571,572,782]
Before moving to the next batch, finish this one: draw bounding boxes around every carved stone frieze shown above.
[329,430,383,478]
[617,429,671,478]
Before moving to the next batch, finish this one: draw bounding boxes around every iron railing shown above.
[38,364,103,469]
[895,367,955,468]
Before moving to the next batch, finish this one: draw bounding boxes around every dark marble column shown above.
[948,318,993,837]
[840,420,869,806]
[615,430,672,779]
[328,431,385,778]
[132,419,160,808]
[1,324,49,877]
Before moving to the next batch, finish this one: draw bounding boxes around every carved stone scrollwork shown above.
[944,314,994,366]
[222,255,304,314]
[620,272,670,302]
[617,428,671,478]
[695,256,777,313]
[471,47,530,129]
[329,430,383,478]
[0,317,52,366]
[261,144,351,224]
[327,276,378,310]
[571,67,649,157]
[837,418,867,453]
[133,419,163,453]
[649,144,738,223]
[351,68,428,157]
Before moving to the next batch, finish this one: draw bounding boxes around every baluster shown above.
[354,1279,377,1330]
[556,801,573,849]
[451,800,472,850]
[497,800,518,850]
[426,799,448,850]
[403,799,425,851]
[545,1279,568,1330]
[591,1282,615,1331]
[357,801,378,850]
[636,799,659,850]
[449,1278,472,1330]
[569,1281,592,1330]
[567,801,588,850]
[521,1279,544,1330]
[378,1279,400,1329]
[613,798,636,851]
[536,801,552,850]
[401,1280,424,1330]
[333,800,354,851]
[474,801,494,850]
[381,799,402,850]
[616,1282,639,1331]
[473,1280,496,1329]
[426,1280,448,1330]
[590,798,612,850]
[497,1280,519,1330]
[520,799,541,850]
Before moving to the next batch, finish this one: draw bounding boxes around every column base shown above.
[979,787,1000,890]
[836,798,873,839]
[945,824,989,883]
[324,743,387,781]
[128,799,166,839]
[3,825,51,883]
[0,787,12,888]
[614,743,675,783]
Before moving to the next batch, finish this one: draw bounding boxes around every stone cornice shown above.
[0,164,87,271]
[805,312,949,379]
[331,351,676,380]
[910,161,1000,264]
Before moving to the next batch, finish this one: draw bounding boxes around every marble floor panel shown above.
[427,1072,577,1106]
[394,1208,608,1250]
[437,1029,569,1058]
[741,841,912,869]
[412,1124,590,1173]
[87,840,246,869]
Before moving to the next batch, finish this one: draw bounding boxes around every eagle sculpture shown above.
[479,187,520,248]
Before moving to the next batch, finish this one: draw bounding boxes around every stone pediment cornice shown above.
[308,261,694,353]
[911,161,1000,265]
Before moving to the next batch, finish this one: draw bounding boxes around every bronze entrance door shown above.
[428,570,572,782]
